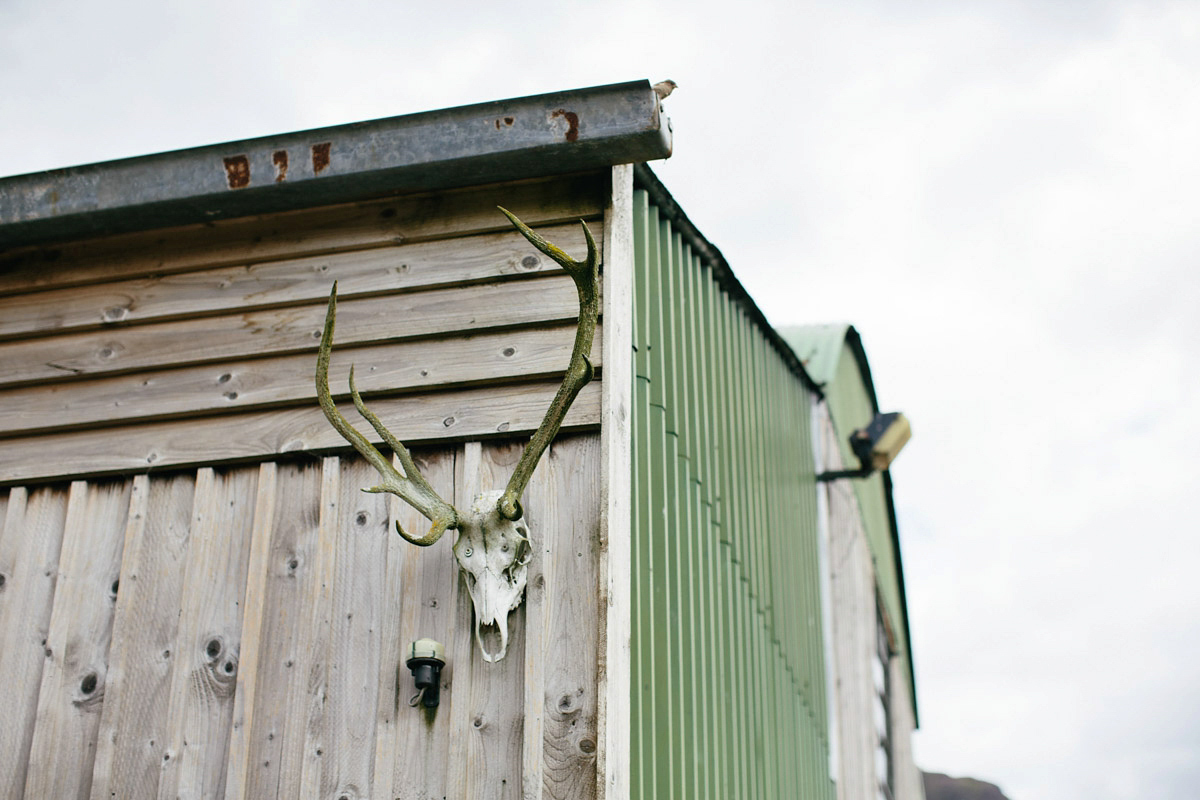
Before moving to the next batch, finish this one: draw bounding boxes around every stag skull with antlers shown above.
[315,207,598,662]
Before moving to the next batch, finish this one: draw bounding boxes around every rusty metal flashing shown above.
[0,80,672,249]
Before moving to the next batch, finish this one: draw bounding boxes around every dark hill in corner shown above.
[922,771,1012,800]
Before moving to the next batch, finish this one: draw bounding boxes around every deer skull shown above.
[315,208,597,662]
[452,490,532,662]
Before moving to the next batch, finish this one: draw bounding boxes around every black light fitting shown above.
[818,411,911,482]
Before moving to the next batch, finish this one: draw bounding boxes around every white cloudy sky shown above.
[3,2,1199,798]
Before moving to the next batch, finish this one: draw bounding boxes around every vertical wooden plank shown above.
[157,466,259,799]
[223,462,278,799]
[296,457,341,799]
[522,449,549,800]
[231,459,328,799]
[457,441,527,799]
[535,436,601,800]
[316,456,389,800]
[89,472,194,800]
[0,484,70,798]
[24,479,132,800]
[444,442,479,800]
[598,162,633,800]
[373,448,457,800]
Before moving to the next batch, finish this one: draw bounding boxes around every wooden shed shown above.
[0,80,922,800]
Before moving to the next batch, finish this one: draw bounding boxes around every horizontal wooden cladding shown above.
[0,380,600,486]
[0,439,602,799]
[0,221,593,342]
[0,322,601,438]
[0,172,609,296]
[0,273,591,388]
[0,172,607,495]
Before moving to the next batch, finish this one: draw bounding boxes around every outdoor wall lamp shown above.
[818,411,911,481]
[406,638,446,708]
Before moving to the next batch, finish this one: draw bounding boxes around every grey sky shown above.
[3,2,1199,798]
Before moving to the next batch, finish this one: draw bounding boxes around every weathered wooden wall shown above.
[818,407,923,800]
[0,438,602,800]
[0,171,618,799]
[0,174,607,485]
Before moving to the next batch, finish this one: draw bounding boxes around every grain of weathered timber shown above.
[23,479,131,800]
[222,462,278,800]
[444,443,480,800]
[0,274,585,388]
[372,449,457,800]
[0,324,602,439]
[0,173,609,296]
[0,485,69,798]
[538,437,601,800]
[232,460,324,799]
[296,458,341,799]
[0,222,593,341]
[453,442,527,799]
[0,380,601,486]
[89,473,195,800]
[157,467,259,799]
[317,457,390,800]
[597,164,633,800]
[521,445,549,800]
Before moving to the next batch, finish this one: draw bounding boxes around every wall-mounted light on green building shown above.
[818,411,912,482]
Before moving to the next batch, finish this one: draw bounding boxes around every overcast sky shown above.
[3,2,1199,798]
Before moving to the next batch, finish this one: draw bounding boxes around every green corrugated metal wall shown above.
[630,189,836,799]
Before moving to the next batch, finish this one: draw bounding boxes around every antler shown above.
[494,207,599,521]
[314,209,597,535]
[315,282,459,545]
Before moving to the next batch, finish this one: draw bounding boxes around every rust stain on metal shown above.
[552,109,580,142]
[223,155,250,189]
[272,150,289,182]
[311,142,332,174]
[493,116,516,130]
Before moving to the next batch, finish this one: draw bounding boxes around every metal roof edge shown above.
[632,163,823,397]
[0,80,672,249]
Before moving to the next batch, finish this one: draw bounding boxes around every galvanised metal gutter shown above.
[0,80,672,249]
